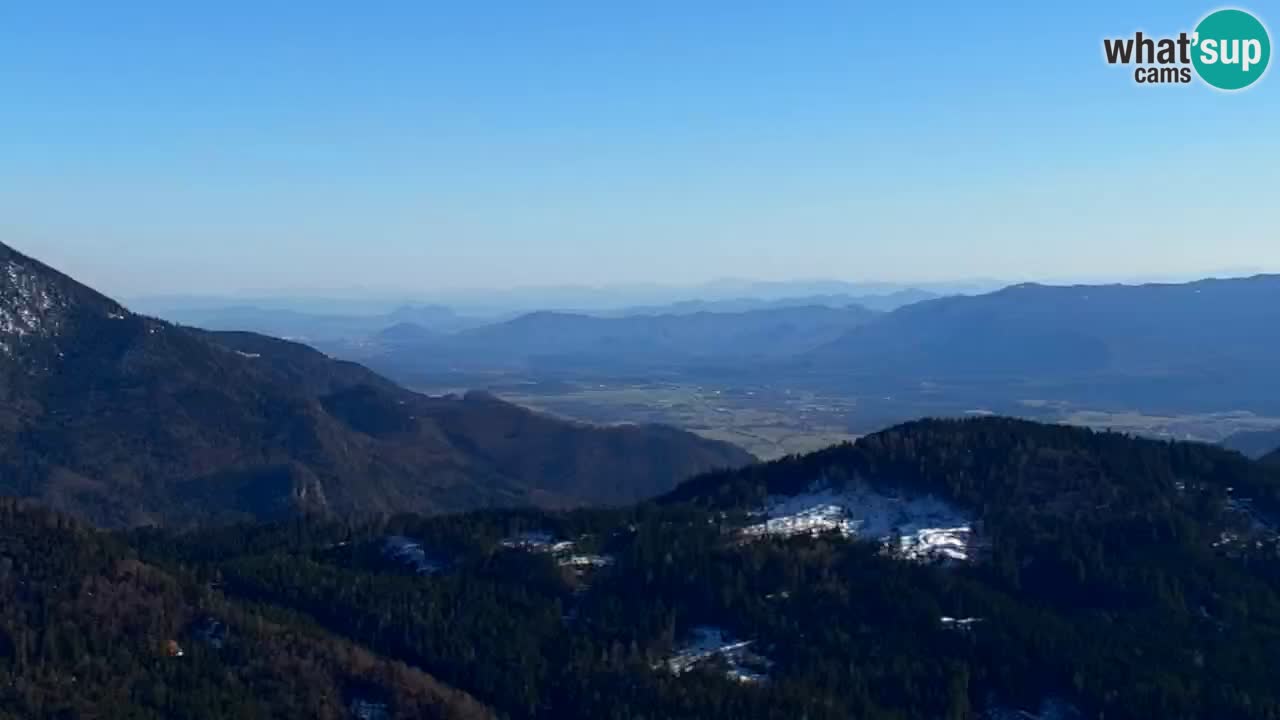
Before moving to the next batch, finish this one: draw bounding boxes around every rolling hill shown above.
[804,277,1280,413]
[0,241,751,527]
[368,304,881,375]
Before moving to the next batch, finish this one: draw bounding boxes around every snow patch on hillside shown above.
[659,626,773,684]
[349,697,390,720]
[382,536,443,575]
[983,698,1082,720]
[501,531,575,554]
[741,483,975,562]
[1,259,65,351]
[500,531,615,569]
[1217,490,1278,550]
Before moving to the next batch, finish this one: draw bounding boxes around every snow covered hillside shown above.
[500,531,614,569]
[658,626,773,684]
[741,482,976,562]
[382,535,444,575]
[1,258,67,354]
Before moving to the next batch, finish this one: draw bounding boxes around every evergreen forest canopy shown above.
[4,417,1280,719]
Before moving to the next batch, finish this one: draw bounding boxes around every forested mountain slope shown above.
[0,499,493,720]
[114,418,1280,720]
[365,304,881,375]
[1222,428,1280,459]
[1264,447,1280,467]
[0,241,750,527]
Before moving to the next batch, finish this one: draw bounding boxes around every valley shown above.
[413,377,1280,460]
[468,380,863,459]
[162,272,1280,461]
[9,5,1279,718]
[0,241,751,527]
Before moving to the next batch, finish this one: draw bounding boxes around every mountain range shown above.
[0,241,750,527]
[802,277,1280,413]
[365,304,882,376]
[142,274,1280,424]
[140,291,934,350]
[352,275,1280,425]
[598,289,940,315]
[6,236,1280,719]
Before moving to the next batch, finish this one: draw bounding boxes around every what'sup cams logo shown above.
[1104,8,1270,90]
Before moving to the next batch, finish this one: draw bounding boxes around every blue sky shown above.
[2,1,1277,296]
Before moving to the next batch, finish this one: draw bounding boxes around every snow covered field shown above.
[660,626,772,684]
[741,483,976,562]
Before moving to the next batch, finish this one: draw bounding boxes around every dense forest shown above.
[0,500,493,720]
[5,418,1280,719]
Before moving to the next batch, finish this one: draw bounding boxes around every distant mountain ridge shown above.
[602,289,940,315]
[132,283,961,342]
[369,304,881,375]
[0,241,751,527]
[803,276,1280,413]
[147,302,487,342]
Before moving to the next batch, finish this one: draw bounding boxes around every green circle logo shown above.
[1193,9,1271,90]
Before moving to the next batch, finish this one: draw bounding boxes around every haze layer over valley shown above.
[143,274,1280,459]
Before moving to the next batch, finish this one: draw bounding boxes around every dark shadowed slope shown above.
[1265,448,1280,467]
[0,241,751,527]
[804,277,1280,413]
[667,416,1280,519]
[0,499,495,720]
[1224,429,1280,459]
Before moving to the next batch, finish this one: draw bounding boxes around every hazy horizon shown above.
[105,266,1273,318]
[5,1,1278,297]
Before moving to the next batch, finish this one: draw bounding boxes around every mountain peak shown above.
[0,242,130,356]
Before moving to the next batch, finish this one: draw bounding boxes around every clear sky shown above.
[2,1,1277,297]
